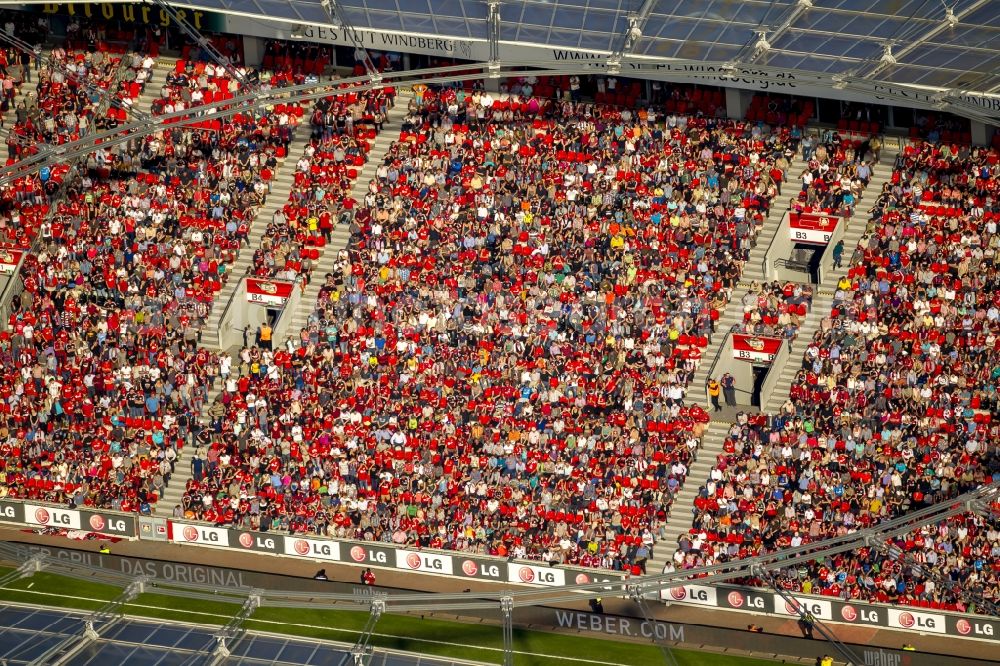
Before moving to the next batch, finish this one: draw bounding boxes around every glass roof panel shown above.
[155,0,1000,97]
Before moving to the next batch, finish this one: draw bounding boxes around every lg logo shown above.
[669,587,687,601]
[35,508,71,526]
[404,553,444,571]
[181,526,220,543]
[350,546,387,563]
[88,515,127,533]
[786,600,824,616]
[956,618,993,636]
[841,605,879,623]
[238,533,275,550]
[518,567,556,584]
[575,574,590,585]
[461,560,500,578]
[727,591,764,609]
[0,506,15,518]
[897,611,938,630]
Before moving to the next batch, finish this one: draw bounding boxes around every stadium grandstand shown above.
[0,0,996,664]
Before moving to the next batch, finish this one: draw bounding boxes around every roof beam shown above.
[743,0,813,64]
[853,0,992,80]
[607,0,658,74]
[487,1,501,78]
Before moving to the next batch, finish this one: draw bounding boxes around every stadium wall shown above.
[1,499,998,645]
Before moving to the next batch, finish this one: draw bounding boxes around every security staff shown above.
[708,378,722,412]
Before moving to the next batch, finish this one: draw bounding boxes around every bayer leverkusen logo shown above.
[748,337,766,351]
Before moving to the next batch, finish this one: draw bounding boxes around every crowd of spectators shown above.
[0,54,297,514]
[251,83,394,284]
[177,88,801,571]
[678,139,1000,610]
[734,280,812,348]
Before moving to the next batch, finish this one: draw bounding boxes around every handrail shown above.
[702,329,732,405]
[773,257,811,273]
[760,209,788,279]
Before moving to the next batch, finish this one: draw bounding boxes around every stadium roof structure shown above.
[0,605,482,666]
[153,0,1000,94]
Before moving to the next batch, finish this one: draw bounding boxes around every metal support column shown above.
[321,0,382,86]
[342,592,386,666]
[500,594,514,666]
[629,582,679,666]
[149,0,256,92]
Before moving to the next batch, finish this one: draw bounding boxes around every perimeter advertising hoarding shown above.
[0,500,23,524]
[23,504,81,530]
[789,212,840,245]
[8,502,137,537]
[133,522,1000,643]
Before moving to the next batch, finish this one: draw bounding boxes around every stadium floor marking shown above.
[0,586,637,665]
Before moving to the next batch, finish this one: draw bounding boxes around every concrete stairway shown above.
[650,420,732,572]
[281,95,410,345]
[200,128,312,349]
[133,57,178,119]
[643,155,801,574]
[651,150,900,570]
[155,380,224,517]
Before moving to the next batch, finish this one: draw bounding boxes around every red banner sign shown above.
[789,212,840,245]
[732,334,782,363]
[0,247,24,275]
[246,278,294,306]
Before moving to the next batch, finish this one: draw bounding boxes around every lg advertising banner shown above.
[246,278,294,307]
[789,212,840,245]
[0,247,23,275]
[662,584,718,606]
[732,334,782,363]
[343,543,395,567]
[283,535,340,561]
[79,510,136,538]
[456,558,506,582]
[887,608,947,635]
[168,522,231,547]
[24,504,81,530]
[232,530,281,555]
[0,500,23,524]
[508,564,566,587]
[774,595,834,621]
[394,550,454,576]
